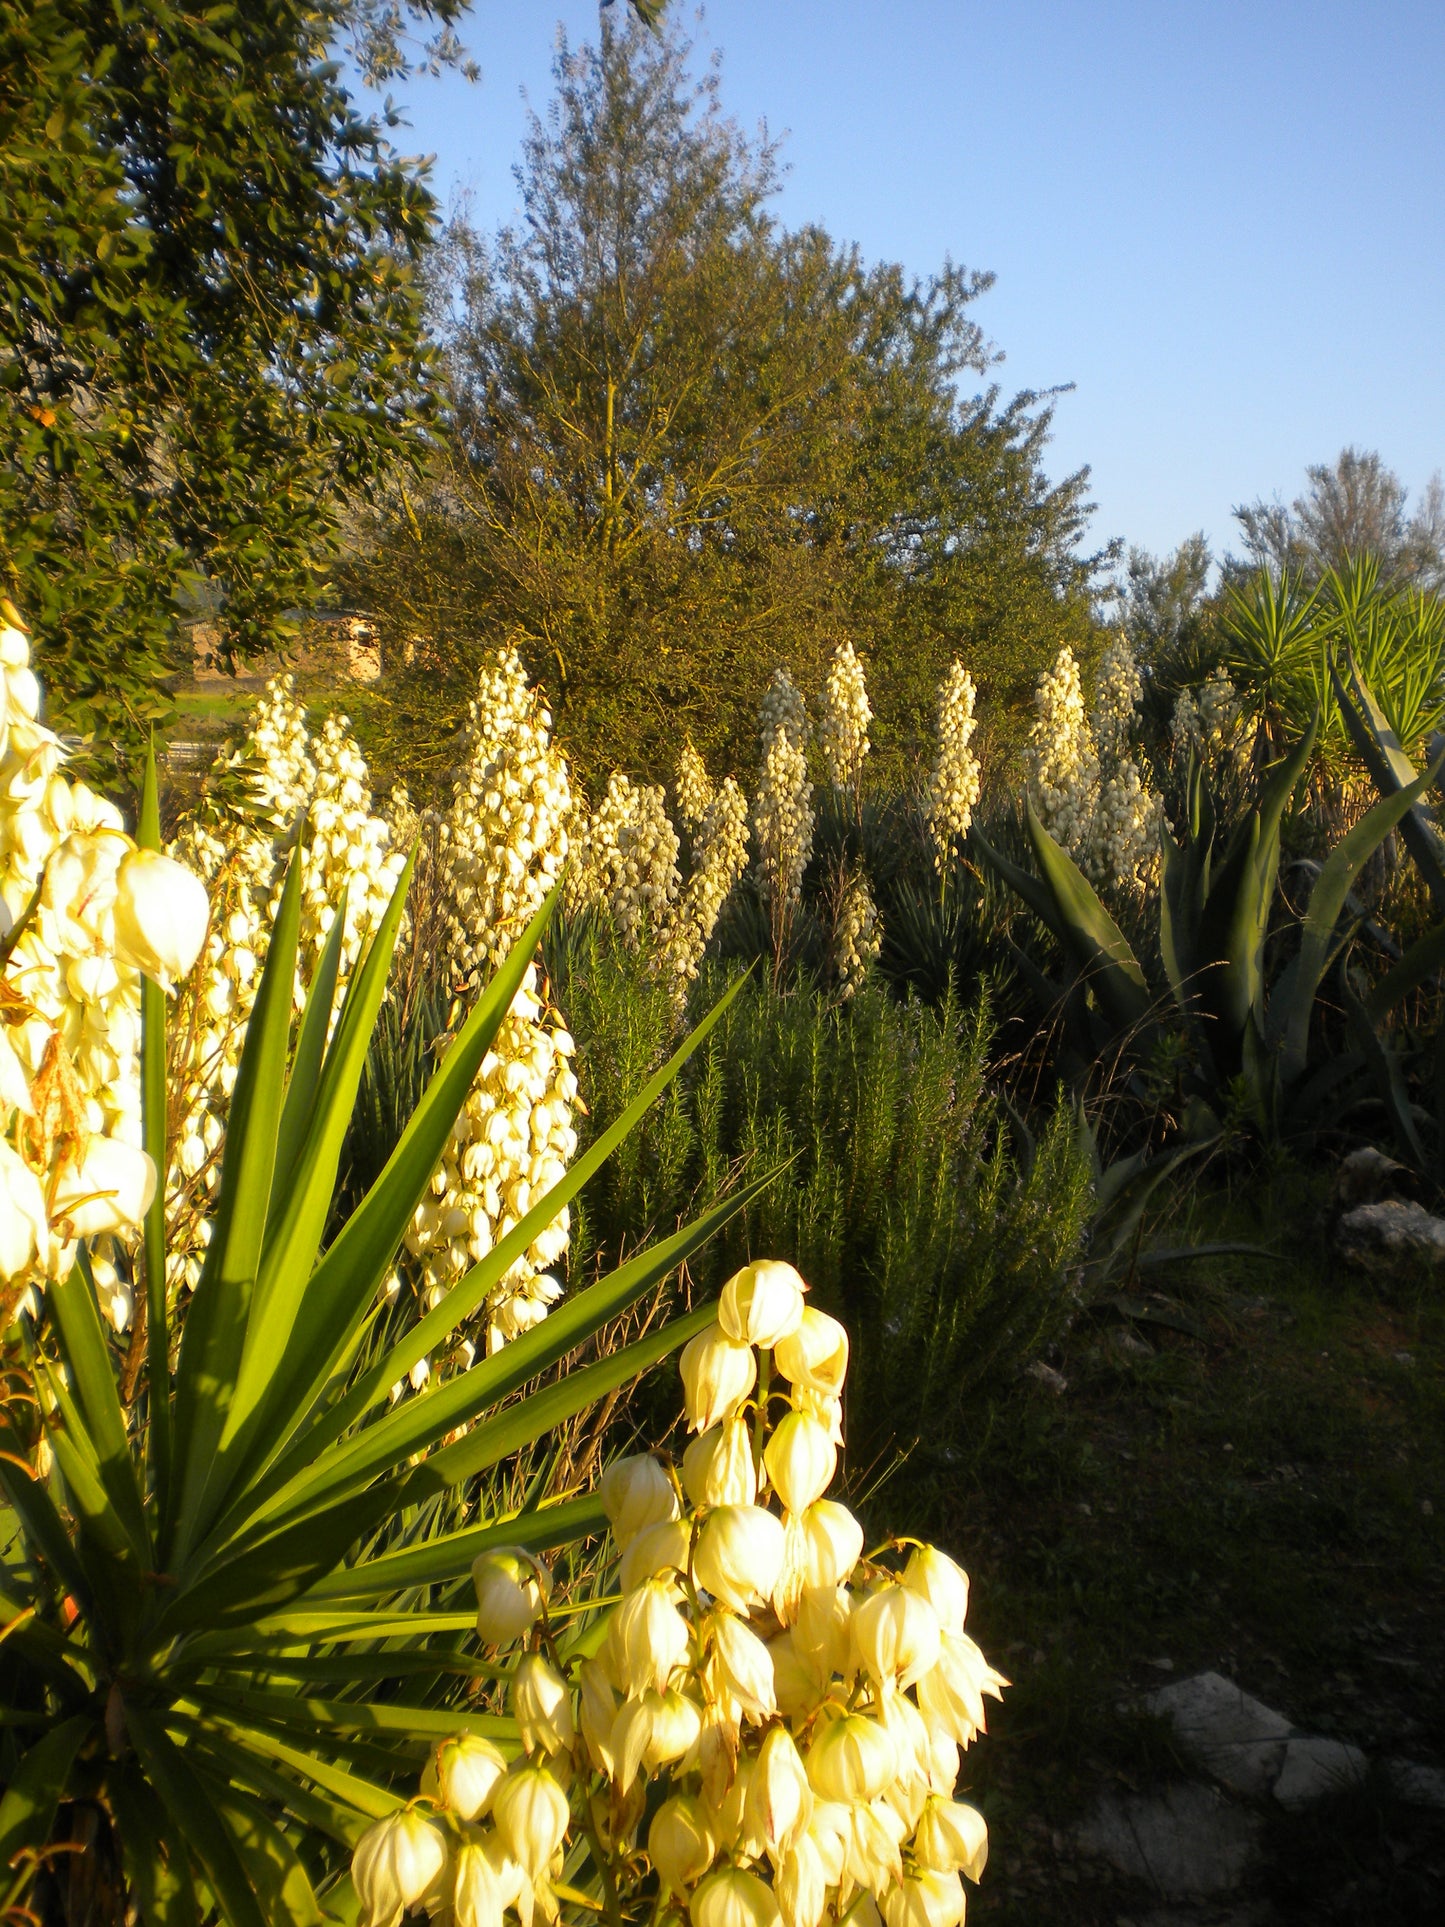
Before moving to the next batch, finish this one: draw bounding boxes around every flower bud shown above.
[745,1724,813,1859]
[352,1808,450,1927]
[762,1410,836,1515]
[773,1307,848,1398]
[915,1629,1009,1748]
[491,1764,570,1882]
[689,1866,781,1927]
[600,1453,679,1547]
[619,1515,692,1594]
[881,1870,966,1927]
[718,1260,806,1349]
[512,1652,575,1755]
[704,1612,777,1721]
[650,1793,717,1897]
[579,1656,618,1775]
[901,1545,970,1636]
[805,1713,895,1804]
[113,847,209,989]
[693,1504,785,1614]
[851,1582,941,1691]
[612,1686,702,1791]
[0,1142,47,1281]
[424,1732,508,1820]
[913,1797,989,1882]
[775,1832,828,1927]
[51,1135,156,1238]
[472,1548,550,1645]
[607,1575,690,1696]
[680,1324,757,1432]
[683,1416,758,1508]
[452,1840,508,1927]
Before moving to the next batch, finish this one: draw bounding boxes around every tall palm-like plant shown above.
[0,763,765,1923]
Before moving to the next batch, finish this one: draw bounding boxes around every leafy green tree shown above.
[346,13,1108,794]
[0,0,475,774]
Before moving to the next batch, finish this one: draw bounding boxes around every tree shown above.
[345,13,1108,794]
[0,0,476,774]
[1233,447,1445,590]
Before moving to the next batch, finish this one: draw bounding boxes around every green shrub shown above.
[552,923,1094,1467]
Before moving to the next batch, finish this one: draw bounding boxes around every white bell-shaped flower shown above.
[679,1324,757,1432]
[851,1583,942,1691]
[744,1722,813,1860]
[913,1796,989,1882]
[693,1504,786,1613]
[805,1712,896,1804]
[901,1545,970,1636]
[682,1415,758,1508]
[113,847,210,989]
[763,1409,836,1515]
[689,1865,781,1927]
[351,1808,450,1927]
[424,1732,508,1821]
[471,1548,551,1646]
[600,1452,679,1546]
[512,1652,575,1755]
[649,1792,716,1898]
[718,1259,807,1349]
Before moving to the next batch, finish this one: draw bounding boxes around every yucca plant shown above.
[973,718,1445,1140]
[0,763,767,1923]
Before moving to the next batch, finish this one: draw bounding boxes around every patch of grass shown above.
[878,1170,1445,1922]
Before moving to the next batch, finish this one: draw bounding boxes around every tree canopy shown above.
[0,0,472,771]
[345,13,1109,794]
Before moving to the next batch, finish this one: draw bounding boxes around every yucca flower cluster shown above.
[1026,646,1099,862]
[925,664,982,874]
[0,615,208,1326]
[399,651,580,1351]
[676,743,717,837]
[351,1262,1003,1927]
[1086,637,1160,895]
[754,672,814,936]
[1171,671,1247,767]
[655,772,752,997]
[833,874,882,1001]
[818,642,872,801]
[568,773,682,947]
[1027,643,1161,898]
[167,679,408,1299]
[439,650,574,986]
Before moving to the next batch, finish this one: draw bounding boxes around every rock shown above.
[1023,1358,1068,1394]
[1332,1145,1405,1210]
[1075,1781,1260,1896]
[1272,1734,1369,1810]
[1145,1672,1292,1798]
[1384,1758,1445,1809]
[1336,1200,1445,1278]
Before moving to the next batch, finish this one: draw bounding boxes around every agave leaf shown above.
[212,970,750,1553]
[168,837,307,1567]
[201,855,415,1533]
[1024,801,1148,1002]
[48,1256,149,1560]
[197,890,562,1542]
[1364,920,1445,1024]
[244,1173,769,1541]
[110,1764,202,1926]
[126,1706,270,1927]
[1341,976,1427,1167]
[401,1299,716,1503]
[0,1715,91,1873]
[194,1684,512,1744]
[1332,650,1445,912]
[171,1710,403,1823]
[266,877,352,1237]
[1276,746,1445,1088]
[302,1492,607,1605]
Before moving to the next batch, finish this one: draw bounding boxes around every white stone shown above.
[1145,1672,1292,1798]
[1336,1200,1445,1277]
[1076,1782,1260,1896]
[1272,1735,1368,1811]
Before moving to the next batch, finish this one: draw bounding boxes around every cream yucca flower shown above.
[368,1258,1006,1927]
[1027,644,1099,863]
[351,1808,450,1927]
[925,661,982,873]
[754,670,814,929]
[675,742,716,834]
[818,640,872,799]
[0,612,205,1323]
[568,771,681,946]
[656,774,751,996]
[833,870,881,1000]
[472,1548,551,1645]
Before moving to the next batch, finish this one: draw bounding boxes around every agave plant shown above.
[973,718,1445,1141]
[0,762,767,1923]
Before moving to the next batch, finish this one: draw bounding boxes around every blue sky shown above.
[381,1,1445,569]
